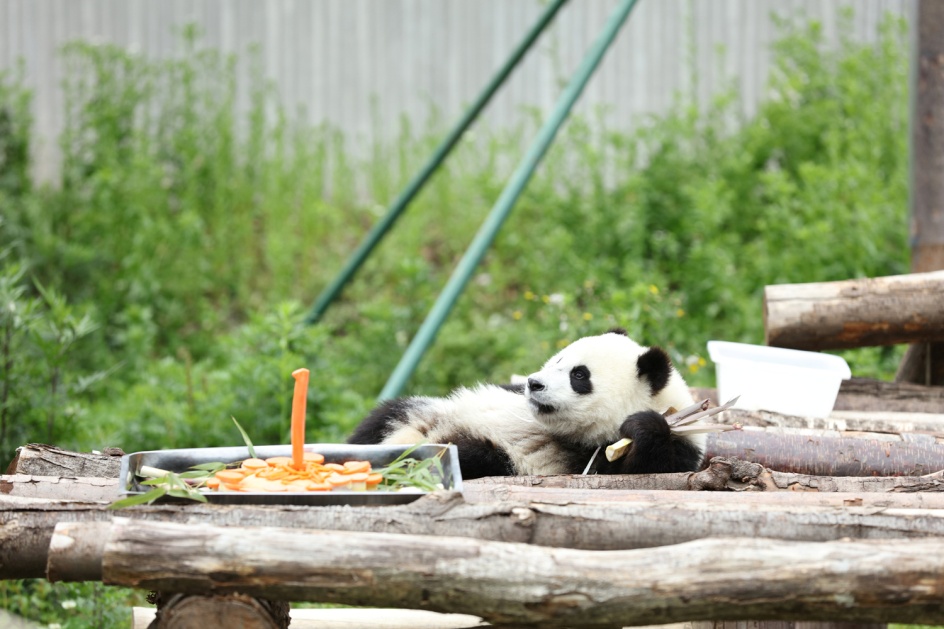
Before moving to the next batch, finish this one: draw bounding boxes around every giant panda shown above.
[347,328,704,479]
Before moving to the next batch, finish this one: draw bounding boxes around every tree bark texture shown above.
[763,270,944,350]
[911,0,944,276]
[46,520,111,582]
[705,429,944,476]
[897,0,944,384]
[145,592,290,629]
[99,518,944,626]
[1,474,118,501]
[5,443,124,477]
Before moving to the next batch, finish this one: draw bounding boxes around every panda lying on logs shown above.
[347,328,704,479]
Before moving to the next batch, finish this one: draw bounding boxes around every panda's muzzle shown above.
[526,378,556,414]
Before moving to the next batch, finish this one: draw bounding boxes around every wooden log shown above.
[763,270,944,350]
[15,484,944,583]
[100,518,944,626]
[145,592,290,629]
[835,377,944,413]
[897,341,944,386]
[466,458,944,493]
[461,484,944,508]
[0,474,118,501]
[720,407,944,438]
[46,521,111,582]
[900,0,944,385]
[705,429,944,476]
[6,443,124,477]
[132,605,489,629]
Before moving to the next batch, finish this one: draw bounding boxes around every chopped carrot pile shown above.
[209,453,383,493]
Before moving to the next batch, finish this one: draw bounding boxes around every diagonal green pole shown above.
[379,0,640,401]
[304,0,569,325]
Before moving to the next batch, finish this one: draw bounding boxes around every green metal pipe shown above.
[379,0,639,401]
[303,0,569,325]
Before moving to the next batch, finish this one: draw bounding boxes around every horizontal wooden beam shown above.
[764,270,944,350]
[6,467,944,581]
[101,517,944,626]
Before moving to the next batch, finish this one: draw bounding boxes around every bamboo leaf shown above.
[108,487,167,510]
[232,416,258,459]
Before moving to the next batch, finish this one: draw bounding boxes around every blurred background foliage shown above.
[0,10,914,628]
[0,13,909,465]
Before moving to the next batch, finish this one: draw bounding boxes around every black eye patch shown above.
[570,365,593,395]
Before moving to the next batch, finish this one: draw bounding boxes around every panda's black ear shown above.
[636,347,672,395]
[607,327,629,336]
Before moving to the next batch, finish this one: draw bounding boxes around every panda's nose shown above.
[527,378,545,392]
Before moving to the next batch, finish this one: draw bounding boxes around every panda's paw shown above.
[619,410,672,443]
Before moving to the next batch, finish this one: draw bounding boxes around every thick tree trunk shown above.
[900,0,944,385]
[762,270,944,351]
[99,518,944,627]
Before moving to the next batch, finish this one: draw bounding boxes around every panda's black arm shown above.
[594,410,704,474]
[347,398,415,444]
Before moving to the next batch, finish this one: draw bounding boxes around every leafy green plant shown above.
[375,443,448,492]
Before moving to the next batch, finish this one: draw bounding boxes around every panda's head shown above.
[524,328,692,446]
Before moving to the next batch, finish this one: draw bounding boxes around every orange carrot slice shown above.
[326,473,351,488]
[303,452,325,464]
[215,469,247,484]
[205,477,221,490]
[343,460,371,474]
[291,368,310,470]
[240,458,268,470]
[323,463,345,472]
[265,456,294,467]
[365,473,383,487]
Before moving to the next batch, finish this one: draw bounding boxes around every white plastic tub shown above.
[706,341,851,418]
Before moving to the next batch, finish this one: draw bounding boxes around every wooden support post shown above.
[901,0,944,384]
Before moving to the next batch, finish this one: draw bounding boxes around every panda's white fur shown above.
[525,331,704,453]
[348,329,704,479]
[378,384,576,475]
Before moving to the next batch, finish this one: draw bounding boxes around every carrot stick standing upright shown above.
[291,368,310,470]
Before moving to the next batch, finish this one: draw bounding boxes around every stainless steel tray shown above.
[119,443,462,506]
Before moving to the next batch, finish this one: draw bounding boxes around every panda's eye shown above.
[570,366,593,394]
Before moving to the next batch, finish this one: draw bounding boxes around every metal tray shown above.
[118,443,462,506]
